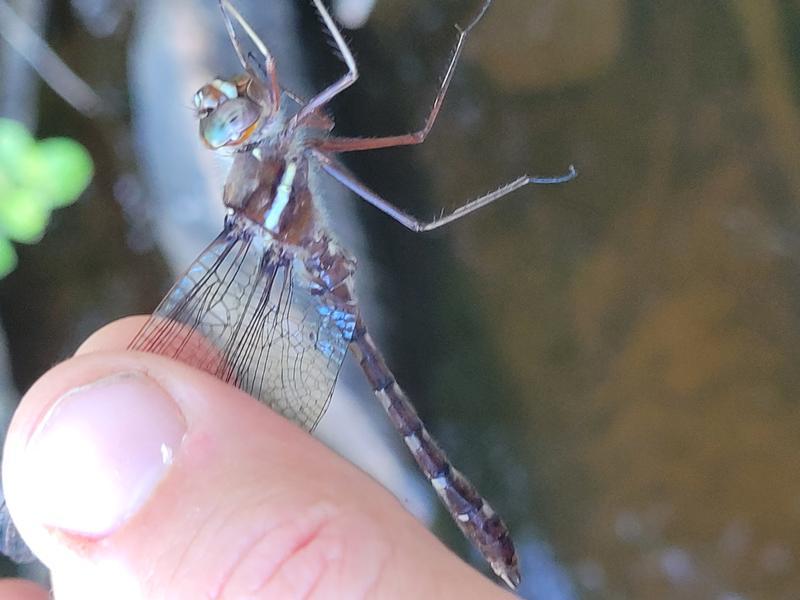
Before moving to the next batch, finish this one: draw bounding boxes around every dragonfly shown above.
[0,0,576,588]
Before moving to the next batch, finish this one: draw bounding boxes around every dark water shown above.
[2,1,800,598]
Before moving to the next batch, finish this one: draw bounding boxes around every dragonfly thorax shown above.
[223,151,319,246]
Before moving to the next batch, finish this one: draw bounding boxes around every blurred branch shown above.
[0,0,103,119]
[0,0,43,126]
[333,0,377,29]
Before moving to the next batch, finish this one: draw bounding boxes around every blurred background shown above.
[2,0,800,598]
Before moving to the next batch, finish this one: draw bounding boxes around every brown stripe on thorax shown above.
[223,151,318,245]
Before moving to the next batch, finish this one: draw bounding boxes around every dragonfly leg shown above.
[294,0,359,123]
[348,317,520,588]
[316,0,494,154]
[219,0,281,109]
[312,149,576,232]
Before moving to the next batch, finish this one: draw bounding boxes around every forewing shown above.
[129,221,352,431]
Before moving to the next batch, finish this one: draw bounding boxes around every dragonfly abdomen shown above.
[349,321,520,588]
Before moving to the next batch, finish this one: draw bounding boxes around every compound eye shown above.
[214,79,238,100]
[199,97,261,149]
[193,79,240,117]
[193,90,213,116]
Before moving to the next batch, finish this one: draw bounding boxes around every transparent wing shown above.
[129,218,353,431]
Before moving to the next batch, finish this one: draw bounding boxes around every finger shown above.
[74,315,149,355]
[0,578,49,600]
[76,316,229,378]
[3,320,511,599]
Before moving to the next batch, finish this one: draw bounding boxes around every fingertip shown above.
[75,316,150,355]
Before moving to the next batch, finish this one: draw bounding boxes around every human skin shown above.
[0,317,515,599]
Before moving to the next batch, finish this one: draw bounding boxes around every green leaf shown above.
[0,119,35,178]
[32,138,94,207]
[0,187,50,243]
[0,237,17,278]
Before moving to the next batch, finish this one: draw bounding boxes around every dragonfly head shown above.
[193,74,272,149]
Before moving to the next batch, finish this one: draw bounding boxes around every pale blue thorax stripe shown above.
[264,161,297,231]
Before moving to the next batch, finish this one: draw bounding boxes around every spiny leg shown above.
[313,149,577,232]
[293,0,359,123]
[246,49,309,107]
[219,0,281,109]
[316,0,494,154]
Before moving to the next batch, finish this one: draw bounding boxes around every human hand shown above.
[0,317,515,599]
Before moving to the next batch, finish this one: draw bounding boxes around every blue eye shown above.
[199,98,260,149]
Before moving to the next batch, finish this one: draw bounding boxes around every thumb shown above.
[2,318,511,599]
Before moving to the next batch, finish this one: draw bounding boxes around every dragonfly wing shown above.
[129,218,352,431]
